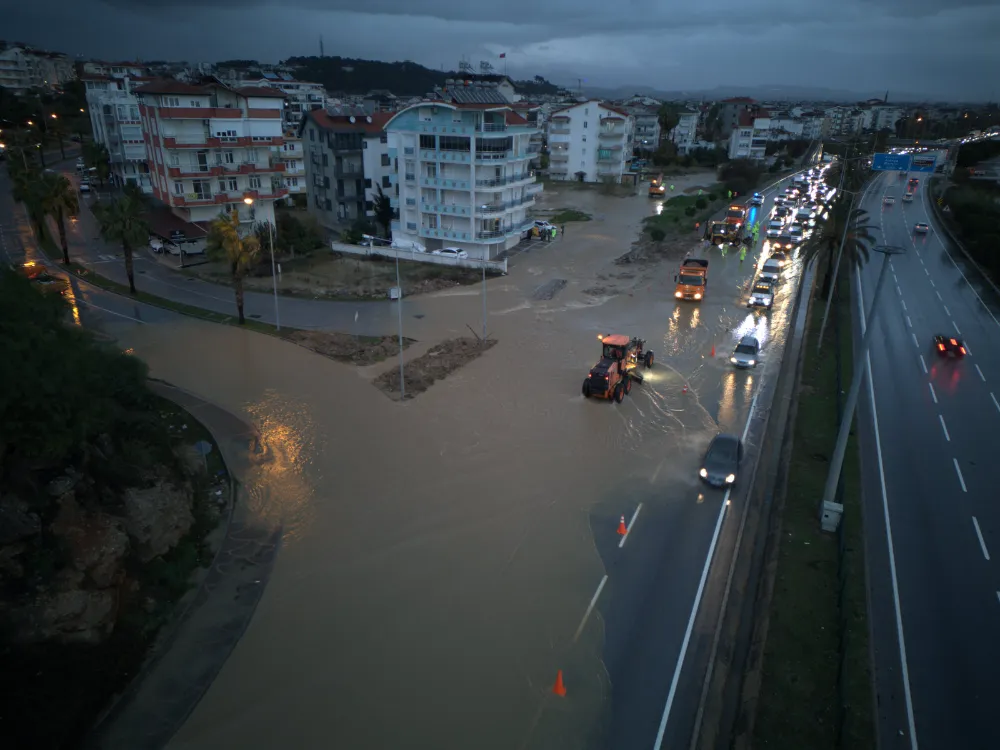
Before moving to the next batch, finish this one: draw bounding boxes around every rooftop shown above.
[304,109,394,134]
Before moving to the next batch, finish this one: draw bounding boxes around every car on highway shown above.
[730,335,760,369]
[883,194,895,205]
[79,179,91,193]
[759,258,783,283]
[433,247,469,259]
[747,279,775,309]
[903,191,914,203]
[789,225,805,244]
[699,433,744,487]
[750,192,764,206]
[773,195,787,208]
[766,220,785,238]
[771,234,794,251]
[908,177,920,188]
[933,334,967,358]
[914,222,930,234]
[796,206,815,221]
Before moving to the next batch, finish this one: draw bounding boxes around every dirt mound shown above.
[283,330,414,365]
[615,234,695,266]
[373,337,498,400]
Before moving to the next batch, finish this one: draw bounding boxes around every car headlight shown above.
[725,474,736,484]
[694,293,702,300]
[700,468,708,478]
[675,291,682,298]
[730,356,738,364]
[747,359,755,366]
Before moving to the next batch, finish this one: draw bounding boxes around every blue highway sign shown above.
[909,155,937,173]
[872,152,912,171]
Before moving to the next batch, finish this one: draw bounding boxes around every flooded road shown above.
[3,170,805,749]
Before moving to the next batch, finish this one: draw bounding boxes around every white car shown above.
[883,195,895,205]
[533,220,556,232]
[433,247,469,259]
[766,220,785,238]
[789,226,804,244]
[79,180,91,193]
[759,259,783,284]
[747,280,775,309]
[796,207,814,221]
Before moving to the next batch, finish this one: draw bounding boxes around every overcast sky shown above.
[2,0,999,100]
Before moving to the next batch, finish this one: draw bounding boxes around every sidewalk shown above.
[83,382,282,750]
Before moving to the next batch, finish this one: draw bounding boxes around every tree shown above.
[94,185,149,295]
[7,160,48,240]
[657,105,681,144]
[40,172,79,265]
[83,142,111,187]
[719,158,763,196]
[207,210,261,324]
[814,205,876,298]
[372,185,394,238]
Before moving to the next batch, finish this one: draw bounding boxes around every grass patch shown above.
[549,208,592,224]
[642,185,725,235]
[752,270,874,750]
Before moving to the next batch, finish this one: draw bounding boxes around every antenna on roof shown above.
[319,35,325,58]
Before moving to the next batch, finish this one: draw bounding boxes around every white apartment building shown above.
[630,108,660,154]
[861,105,903,132]
[547,101,634,183]
[669,111,700,154]
[135,80,287,229]
[387,87,543,258]
[728,113,771,161]
[81,61,150,80]
[84,75,155,193]
[800,112,829,140]
[0,47,75,94]
[767,117,805,142]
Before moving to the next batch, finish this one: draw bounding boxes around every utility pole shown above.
[819,245,906,531]
[394,252,406,401]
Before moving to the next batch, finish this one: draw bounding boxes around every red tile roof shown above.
[549,101,631,119]
[305,109,393,134]
[737,112,755,127]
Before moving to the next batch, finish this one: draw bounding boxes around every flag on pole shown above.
[499,53,506,59]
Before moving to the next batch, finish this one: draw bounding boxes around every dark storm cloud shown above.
[3,0,999,100]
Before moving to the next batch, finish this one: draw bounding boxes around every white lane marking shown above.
[854,261,919,749]
[572,574,608,643]
[74,297,147,323]
[938,415,950,442]
[953,458,968,493]
[943,305,951,317]
[919,355,928,374]
[618,503,643,549]
[901,299,907,312]
[906,315,913,328]
[928,382,938,404]
[924,267,930,275]
[911,332,919,348]
[650,459,665,484]
[919,256,925,265]
[991,392,1000,414]
[929,278,935,288]
[953,320,961,335]
[996,591,1000,606]
[975,364,985,382]
[972,517,990,561]
[964,341,973,356]
[935,291,942,301]
[654,389,759,747]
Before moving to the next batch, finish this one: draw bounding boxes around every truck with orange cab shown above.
[725,203,748,229]
[582,334,655,402]
[674,258,709,301]
[649,174,666,198]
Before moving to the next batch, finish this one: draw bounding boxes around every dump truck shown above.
[674,258,709,301]
[649,174,666,198]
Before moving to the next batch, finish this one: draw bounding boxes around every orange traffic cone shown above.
[552,670,567,697]
[682,384,688,393]
[617,515,627,535]
[710,344,716,357]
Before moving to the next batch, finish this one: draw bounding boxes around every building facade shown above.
[0,47,75,94]
[547,100,634,183]
[719,97,757,138]
[135,80,287,228]
[630,107,660,154]
[84,76,154,193]
[386,91,542,258]
[669,111,700,154]
[728,113,771,161]
[300,110,395,231]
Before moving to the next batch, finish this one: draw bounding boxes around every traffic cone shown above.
[682,384,688,393]
[617,515,627,535]
[710,344,716,358]
[552,670,567,697]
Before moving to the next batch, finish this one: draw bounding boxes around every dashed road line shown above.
[991,392,1000,413]
[953,320,962,335]
[911,332,919,348]
[972,517,990,561]
[920,355,928,374]
[901,299,907,312]
[975,364,986,382]
[928,382,938,404]
[618,503,643,549]
[936,291,943,301]
[954,458,968,493]
[929,278,936,288]
[943,305,951,317]
[939,415,950,441]
[906,315,913,328]
[572,575,608,644]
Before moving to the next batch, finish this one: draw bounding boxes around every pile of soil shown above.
[373,337,498,400]
[282,330,413,365]
[615,232,695,266]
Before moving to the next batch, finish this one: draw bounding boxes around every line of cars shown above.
[883,175,931,235]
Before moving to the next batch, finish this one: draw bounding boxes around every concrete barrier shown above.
[330,241,507,274]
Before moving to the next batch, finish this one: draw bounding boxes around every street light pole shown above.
[394,252,406,400]
[243,195,280,330]
[819,245,905,530]
[481,252,488,341]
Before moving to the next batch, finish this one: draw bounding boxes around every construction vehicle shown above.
[707,219,742,245]
[674,258,709,301]
[725,203,748,229]
[582,334,655,402]
[648,174,666,198]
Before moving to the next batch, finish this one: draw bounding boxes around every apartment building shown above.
[861,104,903,132]
[719,97,757,138]
[84,75,155,193]
[767,116,805,142]
[81,61,150,80]
[135,80,287,228]
[547,101,634,183]
[630,107,661,154]
[669,111,700,154]
[728,112,771,161]
[386,84,543,258]
[299,110,395,231]
[0,46,75,94]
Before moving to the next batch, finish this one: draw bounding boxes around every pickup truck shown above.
[674,258,709,301]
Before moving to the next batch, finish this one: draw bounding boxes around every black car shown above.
[772,235,794,251]
[933,335,967,357]
[699,433,744,487]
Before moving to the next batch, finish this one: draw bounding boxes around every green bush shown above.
[649,227,666,242]
[684,205,697,217]
[695,197,707,209]
[708,192,717,201]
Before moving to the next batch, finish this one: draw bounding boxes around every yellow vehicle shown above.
[674,258,709,301]
[649,174,666,198]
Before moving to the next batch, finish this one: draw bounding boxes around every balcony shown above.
[403,146,415,156]
[173,192,220,207]
[475,151,514,164]
[418,227,472,242]
[599,129,625,139]
[421,149,471,163]
[167,164,222,178]
[334,166,363,178]
[549,127,571,135]
[526,183,543,195]
[474,222,533,241]
[474,197,535,216]
[421,203,472,217]
[241,188,289,202]
[475,172,535,189]
[421,176,470,190]
[481,123,507,132]
[550,151,569,161]
[159,107,242,120]
[597,153,620,163]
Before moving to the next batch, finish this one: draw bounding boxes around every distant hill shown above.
[282,56,563,98]
[584,83,961,105]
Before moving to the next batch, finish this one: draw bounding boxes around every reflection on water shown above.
[689,306,701,329]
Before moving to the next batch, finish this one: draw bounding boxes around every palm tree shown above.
[372,185,394,238]
[82,142,110,187]
[39,171,79,265]
[657,105,680,145]
[8,161,47,240]
[207,210,260,325]
[94,185,149,295]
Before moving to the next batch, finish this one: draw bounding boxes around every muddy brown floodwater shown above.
[98,177,799,750]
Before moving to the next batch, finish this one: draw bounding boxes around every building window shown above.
[309,129,315,141]
[582,135,586,142]
[223,151,235,164]
[380,133,388,144]
[249,176,262,189]
[286,177,298,187]
[366,200,374,211]
[381,176,390,188]
[163,96,180,107]
[228,179,238,192]
[364,178,372,188]
[322,153,328,167]
[439,135,470,152]
[172,181,184,195]
[381,154,390,167]
[189,100,202,107]
[419,134,435,149]
[218,181,227,194]
[325,199,332,211]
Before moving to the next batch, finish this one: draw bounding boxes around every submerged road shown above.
[856,171,1000,750]
[3,163,817,750]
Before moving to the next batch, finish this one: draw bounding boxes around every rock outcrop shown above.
[123,481,194,563]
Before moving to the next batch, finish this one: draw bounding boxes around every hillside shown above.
[282,56,562,98]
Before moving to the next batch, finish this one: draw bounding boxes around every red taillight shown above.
[960,348,967,355]
[950,338,958,345]
[938,343,945,351]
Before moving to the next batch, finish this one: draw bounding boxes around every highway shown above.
[856,169,1000,750]
[3,160,816,749]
